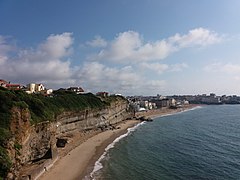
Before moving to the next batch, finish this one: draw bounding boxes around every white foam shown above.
[154,106,202,119]
[89,121,146,179]
[179,105,202,113]
[89,106,202,179]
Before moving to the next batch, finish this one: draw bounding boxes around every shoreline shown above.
[39,120,140,180]
[80,120,141,179]
[136,104,201,119]
[39,104,200,180]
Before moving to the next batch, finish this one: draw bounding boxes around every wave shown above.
[89,121,146,179]
[154,105,203,119]
[177,105,203,114]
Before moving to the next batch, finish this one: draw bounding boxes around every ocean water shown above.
[92,105,240,180]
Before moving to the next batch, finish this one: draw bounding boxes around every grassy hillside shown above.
[0,87,111,178]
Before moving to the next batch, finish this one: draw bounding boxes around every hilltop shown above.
[0,87,131,179]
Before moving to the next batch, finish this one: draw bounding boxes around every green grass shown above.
[0,146,11,178]
[0,88,112,178]
[0,89,108,124]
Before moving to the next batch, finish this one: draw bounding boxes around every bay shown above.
[96,105,240,180]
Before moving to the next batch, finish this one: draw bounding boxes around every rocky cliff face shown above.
[7,107,56,179]
[6,98,133,179]
[56,98,131,135]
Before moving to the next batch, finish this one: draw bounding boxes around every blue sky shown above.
[1,0,240,95]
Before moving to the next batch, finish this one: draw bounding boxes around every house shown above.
[139,101,149,109]
[40,89,53,96]
[6,84,21,90]
[35,84,45,92]
[25,83,52,95]
[169,98,177,107]
[0,79,8,88]
[183,100,189,105]
[67,87,84,94]
[0,79,22,90]
[201,96,221,104]
[26,83,45,94]
[96,92,109,97]
[148,102,153,110]
[151,98,169,108]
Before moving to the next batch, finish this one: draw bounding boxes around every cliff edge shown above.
[0,88,133,179]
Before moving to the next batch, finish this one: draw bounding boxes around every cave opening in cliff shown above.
[32,148,52,163]
[56,138,67,148]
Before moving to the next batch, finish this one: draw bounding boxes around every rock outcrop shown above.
[6,98,133,179]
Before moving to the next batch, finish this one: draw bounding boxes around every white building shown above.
[169,98,177,107]
[25,83,52,95]
[26,83,45,93]
[140,101,149,109]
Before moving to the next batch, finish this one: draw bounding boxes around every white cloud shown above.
[86,35,107,47]
[169,63,188,72]
[145,80,166,91]
[0,28,222,95]
[140,62,169,74]
[77,62,140,91]
[234,76,240,81]
[0,36,14,65]
[76,62,166,95]
[0,33,167,95]
[169,28,222,48]
[89,28,222,63]
[204,63,240,74]
[0,36,13,55]
[39,32,73,59]
[0,33,75,88]
[89,31,174,63]
[139,62,188,74]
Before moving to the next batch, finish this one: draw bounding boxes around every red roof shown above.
[0,79,8,84]
[6,84,21,87]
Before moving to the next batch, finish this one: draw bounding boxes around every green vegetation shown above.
[0,87,110,178]
[0,88,108,125]
[0,127,11,178]
[100,94,126,104]
[0,146,11,178]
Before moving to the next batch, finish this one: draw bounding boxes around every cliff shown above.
[2,93,133,179]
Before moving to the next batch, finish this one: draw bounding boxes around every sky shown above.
[1,0,240,96]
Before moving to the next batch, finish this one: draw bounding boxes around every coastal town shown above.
[1,78,240,113]
[128,93,240,112]
[2,1,240,180]
[0,79,109,98]
[1,79,240,179]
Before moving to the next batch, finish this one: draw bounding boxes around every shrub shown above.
[0,89,118,178]
[0,146,11,178]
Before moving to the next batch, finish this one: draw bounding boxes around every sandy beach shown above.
[39,120,139,180]
[136,104,200,119]
[39,104,199,180]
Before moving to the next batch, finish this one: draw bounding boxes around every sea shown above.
[90,105,240,180]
